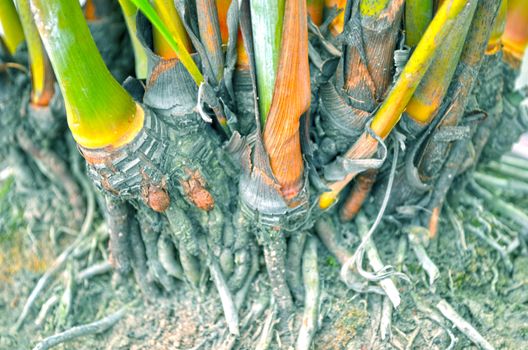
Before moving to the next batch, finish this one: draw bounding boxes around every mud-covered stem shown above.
[15,0,55,106]
[0,0,25,55]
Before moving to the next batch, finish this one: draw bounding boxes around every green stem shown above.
[30,0,141,149]
[15,0,55,106]
[405,0,433,48]
[0,0,25,55]
[118,0,148,79]
[130,0,203,85]
[250,0,285,126]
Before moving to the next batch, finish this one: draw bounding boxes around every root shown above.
[137,209,177,292]
[286,231,307,303]
[255,304,277,350]
[76,261,112,282]
[296,236,320,350]
[104,196,132,275]
[32,307,127,350]
[469,180,528,229]
[258,227,294,341]
[355,212,402,308]
[339,169,377,222]
[34,295,59,328]
[157,232,185,280]
[436,299,495,350]
[16,127,85,224]
[208,258,240,335]
[129,217,160,299]
[404,226,439,287]
[178,241,202,287]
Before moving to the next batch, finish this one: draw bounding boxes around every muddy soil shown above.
[1,163,528,350]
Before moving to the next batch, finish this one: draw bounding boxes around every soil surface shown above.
[1,158,528,350]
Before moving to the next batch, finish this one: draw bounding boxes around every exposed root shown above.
[104,196,132,275]
[445,204,468,251]
[32,307,127,350]
[137,209,177,292]
[436,299,495,350]
[469,180,528,229]
[157,232,185,281]
[339,169,377,222]
[129,217,160,299]
[286,231,307,303]
[16,127,85,224]
[76,261,112,282]
[208,258,240,335]
[34,295,59,328]
[258,227,294,342]
[255,304,277,350]
[355,212,402,308]
[404,226,439,287]
[295,236,320,350]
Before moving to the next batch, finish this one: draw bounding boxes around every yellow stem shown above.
[0,0,25,55]
[15,0,55,106]
[151,0,192,59]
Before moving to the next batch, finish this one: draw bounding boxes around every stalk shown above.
[84,0,97,20]
[130,0,203,84]
[502,0,528,66]
[14,0,55,106]
[30,0,143,149]
[262,0,310,202]
[323,0,346,35]
[196,0,224,82]
[406,0,477,124]
[250,0,285,125]
[0,0,25,55]
[216,0,231,44]
[307,0,324,25]
[150,0,192,60]
[118,0,148,79]
[343,0,404,113]
[319,0,470,209]
[405,0,433,48]
[486,0,507,55]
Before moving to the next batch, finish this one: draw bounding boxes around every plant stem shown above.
[319,0,470,209]
[150,0,192,60]
[323,0,346,35]
[216,0,231,43]
[360,0,391,17]
[250,0,285,125]
[502,0,528,66]
[196,0,224,82]
[0,0,25,55]
[130,0,203,84]
[30,0,143,149]
[486,0,508,55]
[263,0,310,202]
[406,0,477,124]
[405,0,433,48]
[118,0,148,79]
[307,0,324,25]
[14,0,55,106]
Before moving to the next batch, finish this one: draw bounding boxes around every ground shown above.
[1,155,528,350]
